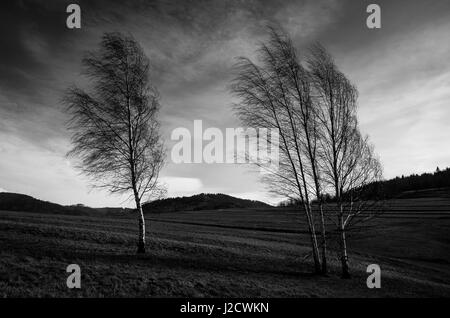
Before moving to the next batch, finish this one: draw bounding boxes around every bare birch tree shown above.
[231,30,323,274]
[307,43,383,277]
[260,27,329,273]
[64,32,165,254]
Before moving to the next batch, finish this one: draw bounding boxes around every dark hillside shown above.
[378,167,450,199]
[143,193,271,213]
[0,192,131,216]
[0,192,270,216]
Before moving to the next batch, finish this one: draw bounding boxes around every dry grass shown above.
[1,198,449,297]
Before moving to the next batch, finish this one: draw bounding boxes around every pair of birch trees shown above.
[231,28,382,277]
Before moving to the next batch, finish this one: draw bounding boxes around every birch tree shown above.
[231,30,323,274]
[307,43,383,277]
[260,28,329,273]
[65,32,165,254]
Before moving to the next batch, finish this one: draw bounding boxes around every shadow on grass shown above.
[75,249,321,279]
[3,234,320,279]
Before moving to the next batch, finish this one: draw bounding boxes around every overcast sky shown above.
[0,0,449,207]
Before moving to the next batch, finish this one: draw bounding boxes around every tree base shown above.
[341,272,351,279]
[321,260,328,275]
[137,242,146,254]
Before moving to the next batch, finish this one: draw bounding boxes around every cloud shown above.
[0,0,449,206]
[160,177,203,197]
[0,187,7,193]
[336,15,450,178]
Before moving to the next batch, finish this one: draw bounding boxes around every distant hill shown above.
[279,167,450,206]
[0,192,131,216]
[377,167,450,199]
[0,192,271,215]
[0,192,64,213]
[143,193,271,213]
[357,167,450,200]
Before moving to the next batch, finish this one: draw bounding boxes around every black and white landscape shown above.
[0,0,450,298]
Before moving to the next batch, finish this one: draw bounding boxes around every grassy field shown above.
[1,197,449,297]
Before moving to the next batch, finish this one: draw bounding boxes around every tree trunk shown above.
[134,196,146,254]
[310,229,321,274]
[303,204,321,274]
[339,215,350,278]
[318,202,327,274]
